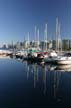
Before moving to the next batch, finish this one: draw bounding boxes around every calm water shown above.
[0,58,71,107]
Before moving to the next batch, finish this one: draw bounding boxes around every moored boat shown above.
[55,52,71,65]
[44,52,71,65]
[24,52,44,62]
[23,47,45,62]
[15,49,27,59]
[44,50,58,64]
[0,49,13,57]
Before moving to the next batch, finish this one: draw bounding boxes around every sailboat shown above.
[24,27,44,62]
[44,20,58,64]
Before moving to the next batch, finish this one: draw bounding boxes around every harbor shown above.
[0,17,71,106]
[1,48,71,69]
[0,0,71,107]
[0,45,71,107]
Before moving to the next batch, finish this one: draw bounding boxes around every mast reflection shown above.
[43,65,47,94]
[53,70,61,100]
[26,61,62,99]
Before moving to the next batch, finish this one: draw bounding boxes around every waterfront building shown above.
[15,42,21,50]
[23,40,29,49]
[2,44,7,49]
[62,39,71,51]
[40,41,48,51]
[52,40,56,50]
[48,40,53,49]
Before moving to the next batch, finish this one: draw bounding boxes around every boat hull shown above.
[56,60,71,65]
[55,64,71,70]
[45,56,71,65]
[24,57,44,62]
[44,57,57,64]
[15,55,23,59]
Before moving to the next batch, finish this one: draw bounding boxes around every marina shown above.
[1,49,71,66]
[0,0,71,107]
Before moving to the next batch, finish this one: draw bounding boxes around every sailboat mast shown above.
[58,22,60,52]
[56,17,59,51]
[28,32,29,48]
[37,28,39,48]
[45,23,48,51]
[58,22,62,52]
[57,19,62,52]
[34,26,37,42]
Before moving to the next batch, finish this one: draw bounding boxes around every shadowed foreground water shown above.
[0,58,71,107]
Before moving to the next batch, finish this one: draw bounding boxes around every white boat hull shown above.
[45,56,71,65]
[56,64,71,70]
[56,56,71,65]
[56,60,71,65]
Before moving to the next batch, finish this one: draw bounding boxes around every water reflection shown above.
[27,62,36,88]
[0,59,71,106]
[26,60,71,71]
[53,71,61,100]
[17,58,71,72]
[55,64,71,71]
[26,61,62,98]
[43,66,47,94]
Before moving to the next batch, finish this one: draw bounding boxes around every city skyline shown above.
[0,0,71,45]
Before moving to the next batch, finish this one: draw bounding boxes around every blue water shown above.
[0,58,71,107]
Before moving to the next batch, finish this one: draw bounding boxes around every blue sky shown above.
[0,0,71,45]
